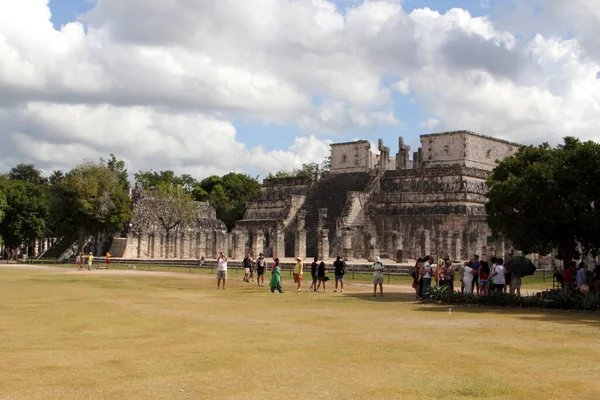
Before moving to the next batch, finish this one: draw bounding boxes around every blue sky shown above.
[47,0,502,162]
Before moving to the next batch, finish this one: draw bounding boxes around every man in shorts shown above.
[471,254,481,295]
[242,253,252,283]
[255,253,266,287]
[372,256,384,297]
[333,256,346,293]
[217,251,228,290]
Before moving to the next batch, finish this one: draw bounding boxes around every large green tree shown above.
[51,161,132,252]
[486,137,600,268]
[0,178,50,249]
[134,170,196,193]
[8,163,47,185]
[105,154,130,190]
[193,173,260,230]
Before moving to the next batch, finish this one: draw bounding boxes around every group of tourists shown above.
[556,261,600,295]
[75,251,110,271]
[411,254,517,299]
[215,252,387,297]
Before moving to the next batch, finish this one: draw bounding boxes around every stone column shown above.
[462,232,471,260]
[272,227,285,258]
[495,236,505,259]
[408,229,417,259]
[294,211,307,260]
[393,231,404,262]
[452,231,462,262]
[187,232,195,259]
[179,231,187,259]
[198,232,207,259]
[32,240,38,258]
[367,236,379,262]
[423,229,431,257]
[252,230,264,257]
[342,229,353,261]
[318,229,329,260]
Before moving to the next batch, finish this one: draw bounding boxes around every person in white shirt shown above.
[372,256,385,297]
[576,262,587,290]
[462,262,474,295]
[421,255,433,298]
[216,251,228,290]
[490,257,506,292]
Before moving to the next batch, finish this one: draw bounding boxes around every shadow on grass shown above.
[413,304,600,327]
[342,291,419,303]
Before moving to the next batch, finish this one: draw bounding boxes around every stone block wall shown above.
[330,140,374,174]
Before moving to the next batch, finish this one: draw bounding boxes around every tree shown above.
[8,164,47,185]
[50,161,132,252]
[193,173,260,230]
[266,157,331,180]
[48,170,65,186]
[0,178,50,249]
[106,154,130,190]
[131,183,197,257]
[486,137,600,268]
[134,170,196,193]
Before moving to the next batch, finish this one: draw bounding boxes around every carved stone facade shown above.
[235,130,521,262]
[116,189,228,259]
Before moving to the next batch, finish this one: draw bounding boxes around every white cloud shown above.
[1,0,600,179]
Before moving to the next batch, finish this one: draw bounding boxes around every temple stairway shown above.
[302,172,374,258]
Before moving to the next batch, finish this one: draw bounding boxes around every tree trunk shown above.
[77,226,86,254]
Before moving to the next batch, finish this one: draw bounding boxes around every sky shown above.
[1,0,600,180]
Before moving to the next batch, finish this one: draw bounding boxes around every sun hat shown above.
[375,256,381,262]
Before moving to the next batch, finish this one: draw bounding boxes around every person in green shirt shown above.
[270,258,283,293]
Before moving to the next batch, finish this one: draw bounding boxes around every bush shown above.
[422,286,599,311]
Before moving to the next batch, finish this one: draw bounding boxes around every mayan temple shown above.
[234,130,521,262]
[109,130,521,262]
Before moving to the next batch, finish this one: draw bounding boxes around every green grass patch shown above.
[1,267,597,399]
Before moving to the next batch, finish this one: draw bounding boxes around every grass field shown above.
[1,266,599,399]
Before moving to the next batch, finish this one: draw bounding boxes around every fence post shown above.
[387,270,390,284]
[352,267,355,280]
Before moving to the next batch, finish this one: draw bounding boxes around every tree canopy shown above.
[134,170,196,193]
[486,137,600,268]
[193,173,260,230]
[8,164,47,185]
[132,183,196,234]
[50,161,132,251]
[0,178,50,248]
[267,157,331,180]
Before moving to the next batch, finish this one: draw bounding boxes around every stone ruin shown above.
[234,130,521,262]
[112,130,521,263]
[114,186,227,259]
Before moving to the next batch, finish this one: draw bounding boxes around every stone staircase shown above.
[302,172,374,258]
[38,233,79,260]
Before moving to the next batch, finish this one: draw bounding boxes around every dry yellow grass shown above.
[0,266,598,399]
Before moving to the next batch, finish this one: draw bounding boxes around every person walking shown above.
[372,256,385,297]
[87,252,94,271]
[105,251,111,269]
[77,252,84,271]
[490,257,506,292]
[243,253,252,283]
[217,251,228,290]
[270,258,283,293]
[333,256,346,293]
[309,257,318,292]
[316,261,327,292]
[293,257,304,291]
[256,253,266,287]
